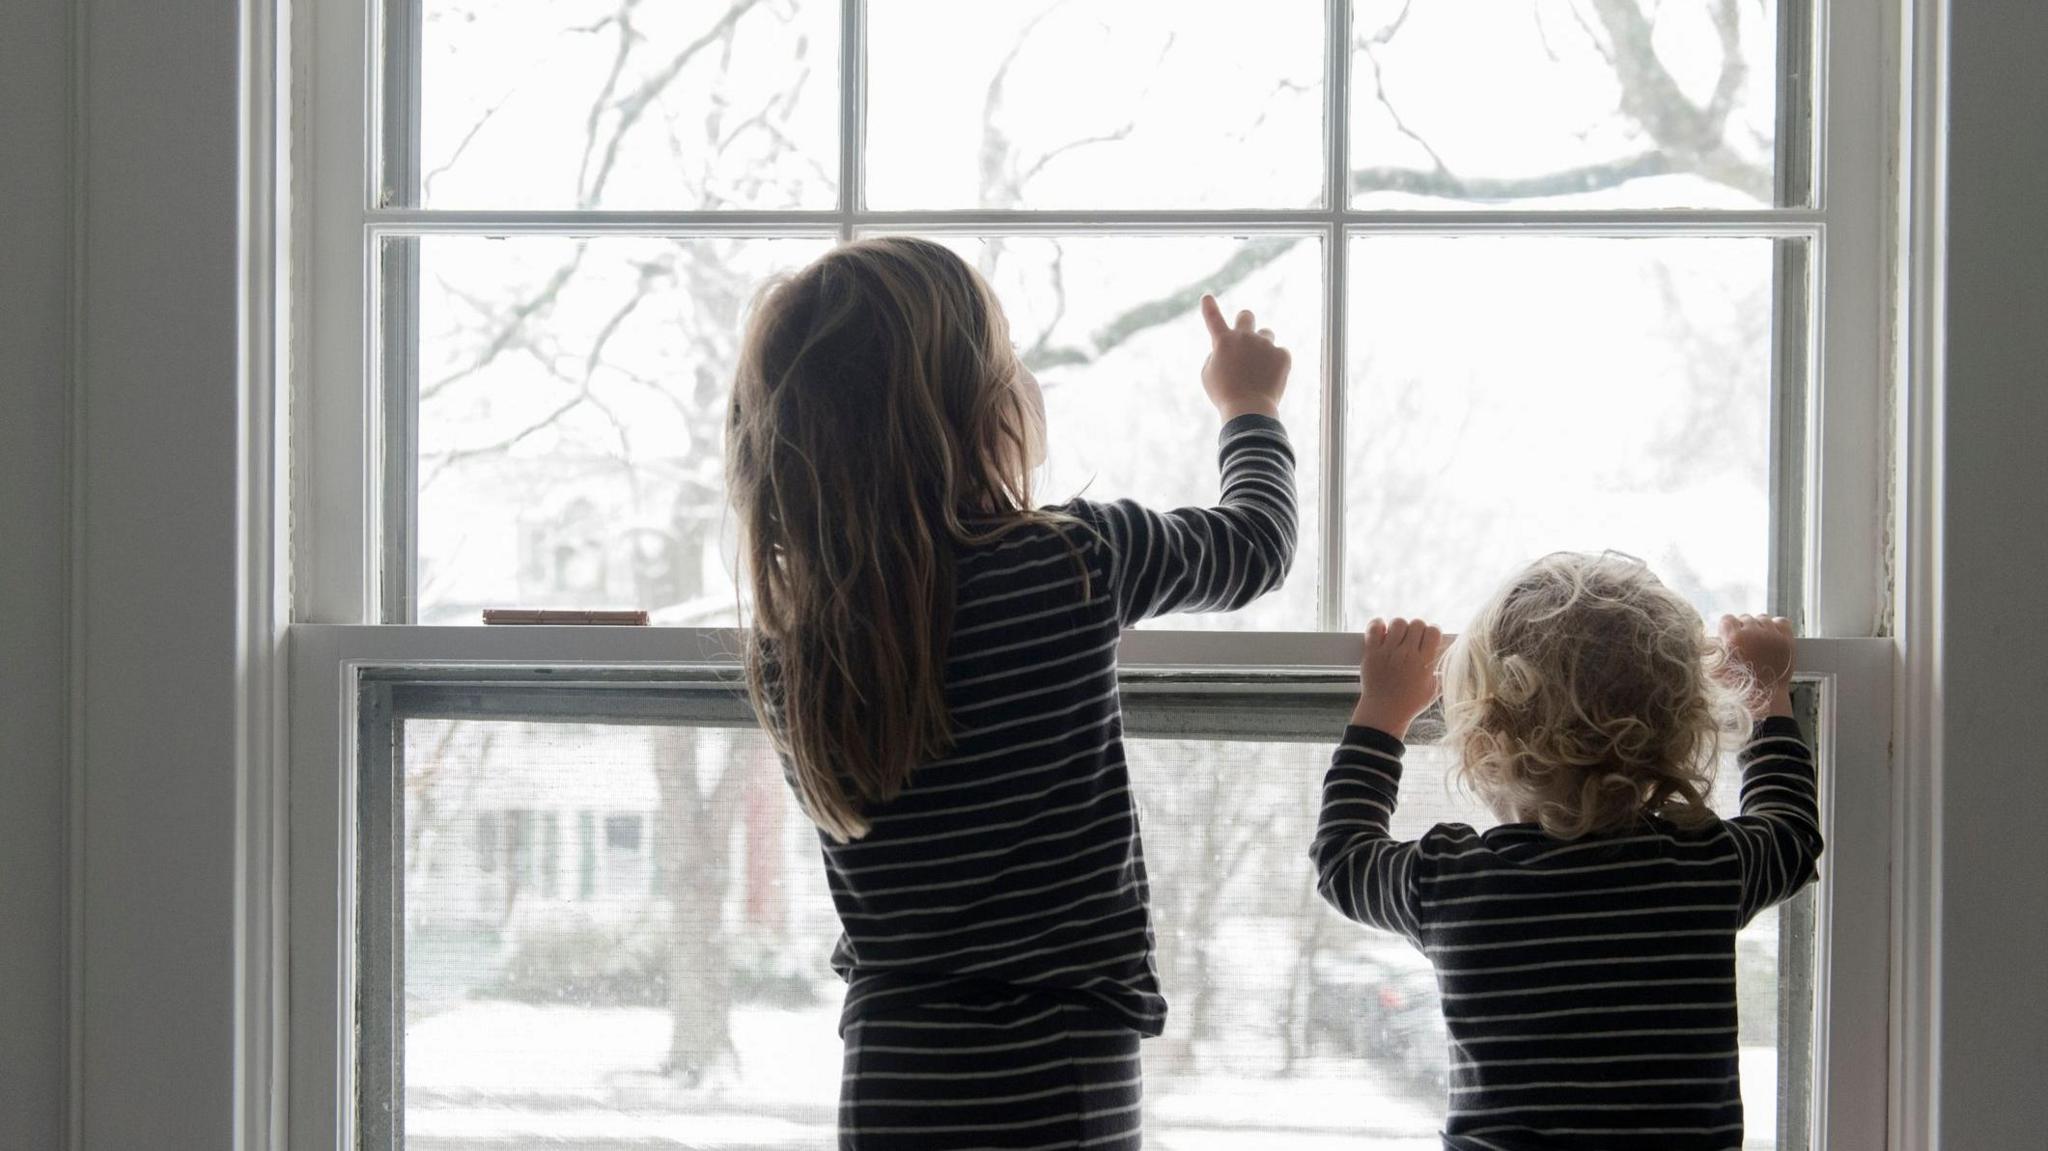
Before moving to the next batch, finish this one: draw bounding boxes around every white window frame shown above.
[290,0,1898,1147]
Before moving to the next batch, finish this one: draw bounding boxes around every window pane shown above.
[865,0,1326,209]
[379,707,1808,1148]
[404,234,835,624]
[396,720,845,1147]
[1343,235,1784,626]
[412,0,838,209]
[1349,0,1791,209]
[889,232,1326,630]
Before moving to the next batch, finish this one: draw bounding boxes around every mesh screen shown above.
[382,714,1806,1149]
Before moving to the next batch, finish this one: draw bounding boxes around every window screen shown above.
[358,675,1815,1149]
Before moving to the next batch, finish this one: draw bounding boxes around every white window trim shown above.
[286,0,1901,1148]
[1887,0,1948,1144]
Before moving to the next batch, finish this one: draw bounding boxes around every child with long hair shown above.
[1312,553,1822,1150]
[727,236,1298,1149]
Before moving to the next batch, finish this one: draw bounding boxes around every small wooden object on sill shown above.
[482,609,651,626]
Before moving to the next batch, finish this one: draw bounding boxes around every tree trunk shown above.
[1279,883,1330,1072]
[654,727,741,1084]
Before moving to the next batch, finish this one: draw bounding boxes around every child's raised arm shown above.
[1310,620,1443,944]
[1718,615,1824,924]
[1077,295,1297,626]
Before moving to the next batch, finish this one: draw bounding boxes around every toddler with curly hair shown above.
[1311,552,1822,1151]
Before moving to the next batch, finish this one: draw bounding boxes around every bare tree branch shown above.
[582,257,670,382]
[1358,50,1450,177]
[1014,124,1136,189]
[582,0,767,209]
[1564,0,1620,68]
[1585,0,1769,200]
[423,249,591,402]
[423,96,513,203]
[1354,0,1450,175]
[1021,244,1071,364]
[1531,0,1569,65]
[1026,237,1302,370]
[575,1,643,205]
[422,394,582,486]
[1702,0,1749,126]
[1353,149,1675,200]
[978,2,1075,206]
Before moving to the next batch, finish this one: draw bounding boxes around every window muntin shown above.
[364,679,1817,1149]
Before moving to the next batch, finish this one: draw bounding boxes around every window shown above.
[296,0,1893,1147]
[357,674,1822,1148]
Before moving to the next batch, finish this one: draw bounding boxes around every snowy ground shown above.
[404,1001,1779,1149]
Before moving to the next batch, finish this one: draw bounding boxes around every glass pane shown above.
[397,720,846,1147]
[1349,0,1790,208]
[1343,235,1784,627]
[865,0,1326,209]
[405,234,835,624]
[889,232,1326,630]
[379,702,1811,1149]
[413,0,838,209]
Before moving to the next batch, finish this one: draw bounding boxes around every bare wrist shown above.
[1218,398,1280,422]
[1760,684,1795,719]
[1350,699,1411,740]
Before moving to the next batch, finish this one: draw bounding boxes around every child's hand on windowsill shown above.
[1719,613,1796,720]
[1349,618,1445,741]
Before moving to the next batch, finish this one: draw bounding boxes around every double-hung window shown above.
[294,1,1895,1147]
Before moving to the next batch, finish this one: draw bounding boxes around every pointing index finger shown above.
[1199,294,1230,340]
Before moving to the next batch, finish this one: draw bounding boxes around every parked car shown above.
[1307,938,1446,1094]
[1374,964,1450,1095]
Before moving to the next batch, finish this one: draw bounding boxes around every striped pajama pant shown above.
[838,993,1144,1150]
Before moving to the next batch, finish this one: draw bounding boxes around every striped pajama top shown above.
[1312,718,1823,1150]
[814,413,1297,1037]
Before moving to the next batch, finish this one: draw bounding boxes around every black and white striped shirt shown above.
[1312,718,1822,1150]
[818,413,1297,1036]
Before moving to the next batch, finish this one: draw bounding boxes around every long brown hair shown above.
[726,237,1055,842]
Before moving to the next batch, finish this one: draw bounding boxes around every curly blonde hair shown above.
[1439,552,1752,840]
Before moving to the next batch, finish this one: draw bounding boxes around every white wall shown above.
[1937,2,2048,1143]
[0,0,75,1145]
[1,0,262,1138]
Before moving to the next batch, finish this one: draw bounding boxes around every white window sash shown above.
[287,627,1891,1151]
[301,0,1890,635]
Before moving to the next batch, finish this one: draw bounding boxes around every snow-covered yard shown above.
[403,1001,1778,1149]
